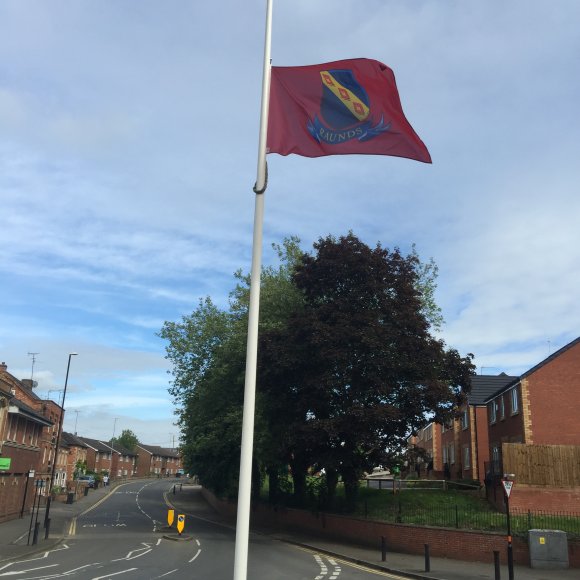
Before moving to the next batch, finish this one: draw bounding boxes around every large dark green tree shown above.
[259,233,474,509]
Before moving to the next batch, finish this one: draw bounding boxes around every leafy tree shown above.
[159,238,304,497]
[259,233,474,509]
[111,429,139,451]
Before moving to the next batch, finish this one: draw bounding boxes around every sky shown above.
[1,1,579,448]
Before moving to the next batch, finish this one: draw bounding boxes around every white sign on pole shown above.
[502,479,514,498]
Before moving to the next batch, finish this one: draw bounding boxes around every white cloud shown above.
[1,0,579,443]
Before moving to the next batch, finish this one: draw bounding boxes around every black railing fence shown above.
[359,501,580,537]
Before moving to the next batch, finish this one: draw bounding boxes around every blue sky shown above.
[1,1,579,446]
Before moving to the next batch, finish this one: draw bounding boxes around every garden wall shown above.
[202,489,580,568]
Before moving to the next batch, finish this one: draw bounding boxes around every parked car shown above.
[77,475,95,488]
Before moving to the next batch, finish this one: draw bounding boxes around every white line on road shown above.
[91,568,137,580]
[0,564,58,576]
[188,549,201,563]
[0,545,70,574]
[155,570,178,578]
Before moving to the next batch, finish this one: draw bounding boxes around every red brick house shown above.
[407,422,442,476]
[0,373,54,522]
[485,337,580,474]
[110,444,137,478]
[135,445,182,477]
[80,437,116,477]
[484,337,580,512]
[0,362,62,521]
[61,432,88,484]
[443,374,517,482]
[411,374,516,483]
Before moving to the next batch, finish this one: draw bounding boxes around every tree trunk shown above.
[290,456,308,504]
[267,467,279,504]
[341,466,359,512]
[324,467,339,509]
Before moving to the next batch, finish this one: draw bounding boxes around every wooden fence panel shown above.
[502,443,580,486]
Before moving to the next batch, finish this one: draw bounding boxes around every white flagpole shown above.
[233,1,273,579]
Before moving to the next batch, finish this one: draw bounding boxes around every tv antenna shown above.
[28,352,40,382]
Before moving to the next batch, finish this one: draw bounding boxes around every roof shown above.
[468,374,519,405]
[483,336,580,402]
[109,443,137,457]
[7,398,53,427]
[79,437,115,453]
[62,432,89,448]
[137,444,180,458]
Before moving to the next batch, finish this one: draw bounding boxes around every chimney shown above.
[0,362,7,372]
[21,379,38,390]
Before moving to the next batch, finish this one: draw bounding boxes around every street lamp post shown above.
[111,418,118,481]
[44,353,78,533]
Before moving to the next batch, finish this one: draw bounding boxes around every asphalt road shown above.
[0,480,408,579]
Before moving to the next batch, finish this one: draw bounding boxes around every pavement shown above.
[0,482,117,564]
[1,480,577,580]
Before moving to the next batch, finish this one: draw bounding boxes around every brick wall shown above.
[527,340,580,446]
[202,489,580,568]
[507,485,580,514]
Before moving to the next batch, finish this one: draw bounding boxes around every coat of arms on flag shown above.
[267,58,431,163]
[307,68,390,145]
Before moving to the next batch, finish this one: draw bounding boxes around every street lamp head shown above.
[69,352,78,356]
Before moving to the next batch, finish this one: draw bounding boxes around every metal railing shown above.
[360,502,580,537]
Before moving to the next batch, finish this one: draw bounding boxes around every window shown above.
[489,400,497,423]
[510,388,519,414]
[463,446,470,469]
[461,408,469,430]
[449,444,455,465]
[500,396,505,420]
[442,446,448,464]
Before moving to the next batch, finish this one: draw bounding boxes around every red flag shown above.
[267,58,431,163]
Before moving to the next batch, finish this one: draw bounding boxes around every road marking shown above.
[295,546,409,579]
[80,480,137,517]
[0,564,58,576]
[0,545,70,573]
[112,543,153,562]
[13,531,29,544]
[155,570,178,578]
[91,568,137,580]
[188,549,201,563]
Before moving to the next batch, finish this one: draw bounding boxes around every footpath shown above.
[166,483,579,580]
[1,480,577,580]
[0,482,114,563]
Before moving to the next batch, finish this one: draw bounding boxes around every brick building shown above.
[110,444,137,478]
[484,337,580,513]
[61,432,89,484]
[80,437,116,477]
[135,445,182,477]
[485,337,580,475]
[0,364,54,522]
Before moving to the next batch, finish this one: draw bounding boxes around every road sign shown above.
[167,509,175,527]
[0,458,11,470]
[177,514,185,535]
[502,479,514,498]
[28,469,35,478]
